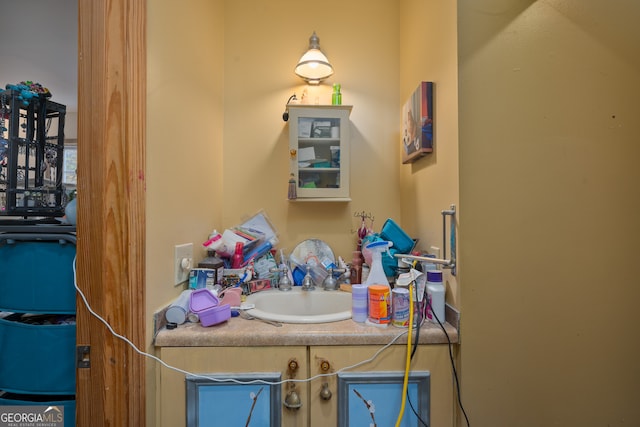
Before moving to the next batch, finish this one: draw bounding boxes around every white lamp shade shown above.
[294,32,334,84]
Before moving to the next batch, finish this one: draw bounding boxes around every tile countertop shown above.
[154,315,459,347]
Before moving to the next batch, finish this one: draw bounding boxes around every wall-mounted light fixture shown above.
[282,94,298,122]
[294,31,334,85]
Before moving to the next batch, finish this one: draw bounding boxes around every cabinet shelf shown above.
[298,138,340,144]
[298,167,340,172]
[288,197,351,202]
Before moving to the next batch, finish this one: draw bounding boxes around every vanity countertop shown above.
[154,315,459,347]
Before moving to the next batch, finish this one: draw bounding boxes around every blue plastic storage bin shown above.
[0,316,76,394]
[0,391,75,427]
[380,218,415,254]
[0,233,76,314]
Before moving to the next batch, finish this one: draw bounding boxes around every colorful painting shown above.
[402,81,434,164]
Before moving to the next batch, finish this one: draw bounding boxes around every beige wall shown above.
[147,0,224,326]
[147,0,408,310]
[146,0,224,424]
[459,0,640,425]
[398,0,460,307]
[222,0,402,259]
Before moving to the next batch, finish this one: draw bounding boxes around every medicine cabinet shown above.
[287,105,352,201]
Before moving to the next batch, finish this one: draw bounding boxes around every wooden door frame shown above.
[76,1,146,425]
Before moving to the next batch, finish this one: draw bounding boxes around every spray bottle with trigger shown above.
[363,240,393,287]
[363,240,393,326]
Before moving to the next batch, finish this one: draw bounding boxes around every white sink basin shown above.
[244,288,352,324]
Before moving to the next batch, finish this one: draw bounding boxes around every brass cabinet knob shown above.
[288,358,299,373]
[319,359,331,372]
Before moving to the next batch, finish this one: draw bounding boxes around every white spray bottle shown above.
[363,240,393,287]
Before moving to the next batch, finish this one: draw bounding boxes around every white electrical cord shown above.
[73,257,409,386]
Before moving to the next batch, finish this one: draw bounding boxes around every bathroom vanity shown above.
[155,316,459,426]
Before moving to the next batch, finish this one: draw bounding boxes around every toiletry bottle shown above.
[426,270,445,324]
[363,240,392,287]
[419,254,438,274]
[361,264,370,284]
[332,83,342,105]
[350,250,362,284]
[351,284,368,322]
[198,250,224,285]
[396,268,424,327]
[231,242,244,269]
[202,230,223,253]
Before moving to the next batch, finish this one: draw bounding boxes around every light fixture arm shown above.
[282,94,298,122]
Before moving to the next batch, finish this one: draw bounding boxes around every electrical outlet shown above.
[430,246,441,259]
[174,243,193,286]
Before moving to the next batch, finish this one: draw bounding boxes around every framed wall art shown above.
[338,371,430,426]
[186,373,281,427]
[402,81,434,164]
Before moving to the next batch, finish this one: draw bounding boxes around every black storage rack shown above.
[0,89,67,216]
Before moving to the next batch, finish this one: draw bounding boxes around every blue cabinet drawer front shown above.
[0,318,76,394]
[0,234,76,314]
[0,391,75,427]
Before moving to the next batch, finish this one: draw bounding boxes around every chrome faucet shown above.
[323,267,347,291]
[269,266,293,291]
[322,267,338,290]
[301,265,315,291]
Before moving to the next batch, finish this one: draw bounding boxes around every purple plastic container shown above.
[189,289,231,327]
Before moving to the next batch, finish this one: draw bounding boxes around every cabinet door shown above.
[308,345,455,427]
[289,106,351,200]
[158,346,308,427]
[186,372,282,426]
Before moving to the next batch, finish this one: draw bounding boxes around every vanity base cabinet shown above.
[158,344,455,427]
[158,346,309,427]
[309,345,454,427]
